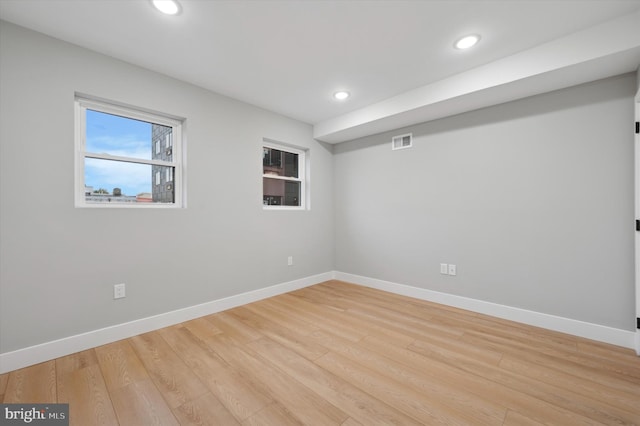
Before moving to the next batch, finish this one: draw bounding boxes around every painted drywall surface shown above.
[0,22,333,353]
[334,73,636,331]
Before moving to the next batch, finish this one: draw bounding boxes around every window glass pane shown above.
[152,123,173,161]
[86,110,173,163]
[84,158,174,204]
[152,164,175,203]
[263,178,300,206]
[86,110,154,160]
[263,147,298,178]
[283,151,299,178]
[284,180,301,206]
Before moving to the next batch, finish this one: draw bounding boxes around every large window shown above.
[75,96,184,207]
[263,141,306,209]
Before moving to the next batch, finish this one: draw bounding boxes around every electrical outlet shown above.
[448,264,457,276]
[114,283,126,299]
[440,263,448,274]
[287,256,293,266]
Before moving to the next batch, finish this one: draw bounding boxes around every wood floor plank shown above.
[1,280,638,425]
[560,347,640,385]
[129,331,208,408]
[347,301,465,342]
[502,410,545,426]
[172,392,240,426]
[245,299,320,337]
[56,364,119,426]
[403,337,610,425]
[268,294,367,342]
[289,289,418,348]
[316,350,505,425]
[196,332,349,425]
[289,286,355,312]
[574,340,640,381]
[423,308,581,354]
[462,329,640,392]
[340,418,365,426]
[204,311,263,344]
[180,317,224,340]
[95,339,150,392]
[226,305,330,361]
[577,338,639,358]
[247,337,424,426]
[408,331,504,367]
[361,334,600,425]
[311,330,507,425]
[0,372,9,402]
[500,354,640,413]
[3,361,56,403]
[241,402,303,426]
[498,356,640,424]
[110,378,179,426]
[328,282,579,354]
[55,349,99,376]
[322,280,428,309]
[159,325,272,422]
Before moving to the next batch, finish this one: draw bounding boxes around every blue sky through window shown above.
[85,110,152,196]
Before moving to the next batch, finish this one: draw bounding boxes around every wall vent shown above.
[392,133,412,150]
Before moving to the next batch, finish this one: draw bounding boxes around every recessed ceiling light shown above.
[151,0,181,15]
[334,91,350,100]
[454,34,480,50]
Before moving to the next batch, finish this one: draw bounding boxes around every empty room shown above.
[1,0,640,425]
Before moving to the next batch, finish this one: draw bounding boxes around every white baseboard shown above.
[3,270,635,373]
[0,272,332,374]
[334,271,636,350]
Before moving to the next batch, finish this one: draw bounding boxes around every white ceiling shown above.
[1,0,640,143]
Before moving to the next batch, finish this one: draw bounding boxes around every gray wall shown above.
[334,73,636,331]
[0,20,636,358]
[0,22,333,353]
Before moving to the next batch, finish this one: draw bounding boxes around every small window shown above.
[75,96,183,207]
[392,133,412,150]
[263,141,306,209]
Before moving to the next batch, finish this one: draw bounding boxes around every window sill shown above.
[262,205,306,211]
[76,202,182,209]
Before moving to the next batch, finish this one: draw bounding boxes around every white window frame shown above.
[262,140,306,210]
[391,133,413,150]
[74,95,184,208]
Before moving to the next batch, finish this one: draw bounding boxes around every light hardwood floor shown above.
[1,280,639,425]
